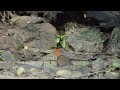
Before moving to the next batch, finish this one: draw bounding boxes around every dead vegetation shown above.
[0,11,16,24]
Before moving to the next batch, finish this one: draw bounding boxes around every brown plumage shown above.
[55,48,73,66]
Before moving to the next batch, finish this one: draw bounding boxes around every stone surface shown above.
[107,27,120,54]
[56,70,72,78]
[85,11,120,29]
[71,61,90,67]
[36,23,57,52]
[41,53,57,61]
[92,58,105,71]
[66,27,105,53]
[105,72,120,79]
[17,67,26,76]
[71,71,84,78]
[4,22,57,61]
[0,51,15,61]
[31,70,55,79]
[11,16,45,28]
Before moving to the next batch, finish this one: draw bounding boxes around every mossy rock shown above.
[66,27,105,53]
[107,27,120,54]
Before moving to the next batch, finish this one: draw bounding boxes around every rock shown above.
[71,61,90,67]
[17,67,25,76]
[71,71,84,78]
[41,53,57,61]
[29,68,38,74]
[31,70,55,79]
[36,23,57,52]
[0,36,7,48]
[8,28,36,50]
[109,59,120,68]
[2,71,15,77]
[76,66,91,76]
[105,72,120,79]
[0,36,14,50]
[11,16,45,28]
[6,22,57,61]
[39,75,52,79]
[66,27,105,53]
[92,58,105,71]
[24,47,39,53]
[85,11,120,29]
[91,73,106,79]
[43,61,57,69]
[56,70,72,78]
[60,49,83,60]
[0,51,15,61]
[15,11,83,27]
[43,11,83,28]
[107,27,120,54]
[64,22,82,31]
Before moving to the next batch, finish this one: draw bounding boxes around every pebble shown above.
[56,70,72,78]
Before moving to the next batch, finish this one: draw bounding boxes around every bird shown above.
[55,48,73,66]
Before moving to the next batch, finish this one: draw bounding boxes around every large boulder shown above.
[7,22,57,53]
[107,27,120,54]
[85,11,120,29]
[66,27,106,53]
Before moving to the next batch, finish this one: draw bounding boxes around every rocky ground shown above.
[0,11,120,79]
